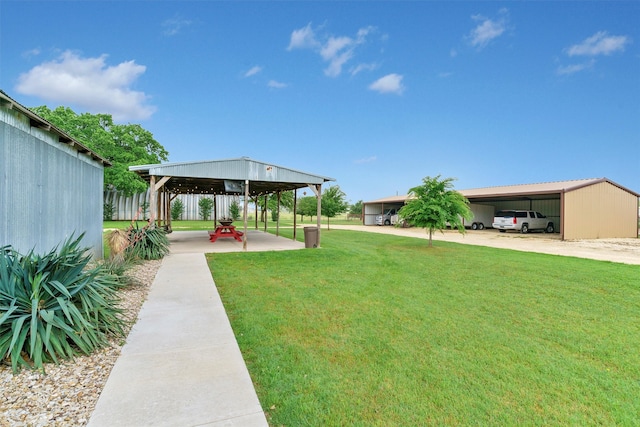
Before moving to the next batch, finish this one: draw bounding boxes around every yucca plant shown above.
[126,223,169,260]
[0,235,125,373]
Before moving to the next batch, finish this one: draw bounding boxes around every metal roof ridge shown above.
[0,90,112,167]
[129,157,336,182]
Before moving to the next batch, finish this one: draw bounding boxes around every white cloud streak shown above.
[15,50,156,121]
[288,23,377,77]
[369,73,404,95]
[244,65,263,77]
[287,23,320,50]
[566,31,630,56]
[268,80,287,89]
[354,155,377,164]
[468,9,509,49]
[162,15,192,36]
[556,59,596,76]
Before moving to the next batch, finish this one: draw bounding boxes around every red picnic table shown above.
[209,224,244,242]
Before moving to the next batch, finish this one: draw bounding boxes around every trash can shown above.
[303,227,318,248]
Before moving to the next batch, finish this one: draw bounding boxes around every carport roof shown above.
[460,178,639,199]
[129,157,335,196]
[365,178,639,204]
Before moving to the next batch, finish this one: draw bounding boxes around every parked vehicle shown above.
[376,208,399,226]
[492,210,555,233]
[463,204,494,230]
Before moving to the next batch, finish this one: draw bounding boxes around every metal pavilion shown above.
[129,157,335,249]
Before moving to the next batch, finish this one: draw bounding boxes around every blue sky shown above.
[2,1,638,204]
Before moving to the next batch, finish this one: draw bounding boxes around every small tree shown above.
[398,175,472,247]
[229,200,241,220]
[198,197,214,221]
[171,199,184,221]
[297,196,317,222]
[321,186,349,229]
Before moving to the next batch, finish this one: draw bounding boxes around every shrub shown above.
[171,199,184,221]
[126,223,170,260]
[229,200,241,221]
[103,201,115,221]
[199,197,214,221]
[0,235,125,373]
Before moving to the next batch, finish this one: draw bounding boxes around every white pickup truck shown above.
[492,210,555,234]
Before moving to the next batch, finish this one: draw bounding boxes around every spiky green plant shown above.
[126,223,169,260]
[0,235,125,373]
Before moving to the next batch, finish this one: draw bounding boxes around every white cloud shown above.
[556,60,595,75]
[15,50,156,121]
[566,31,629,56]
[468,9,509,49]
[244,65,263,77]
[354,155,377,164]
[287,23,319,50]
[288,23,377,77]
[162,15,192,36]
[22,48,41,58]
[369,73,404,95]
[267,80,287,89]
[350,62,378,76]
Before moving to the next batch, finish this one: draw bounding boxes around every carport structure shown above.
[364,178,639,240]
[130,157,335,249]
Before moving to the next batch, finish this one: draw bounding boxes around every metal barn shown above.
[364,178,639,240]
[0,91,109,258]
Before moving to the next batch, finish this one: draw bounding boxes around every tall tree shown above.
[321,185,349,229]
[30,106,169,195]
[398,175,472,247]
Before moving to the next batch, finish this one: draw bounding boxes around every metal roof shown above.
[460,178,640,198]
[129,157,335,196]
[0,90,111,166]
[365,178,639,204]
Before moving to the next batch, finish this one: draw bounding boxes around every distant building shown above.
[364,178,640,240]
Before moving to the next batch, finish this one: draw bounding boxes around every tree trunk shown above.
[428,228,433,247]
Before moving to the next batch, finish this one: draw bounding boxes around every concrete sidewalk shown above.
[87,252,268,426]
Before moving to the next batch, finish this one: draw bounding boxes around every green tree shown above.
[171,199,184,221]
[321,186,349,229]
[198,197,214,221]
[229,200,241,221]
[30,106,169,195]
[257,191,295,223]
[297,196,317,222]
[350,200,363,215]
[398,175,472,247]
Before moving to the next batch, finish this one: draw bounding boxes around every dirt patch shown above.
[332,225,640,265]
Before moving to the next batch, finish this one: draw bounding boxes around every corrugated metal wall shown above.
[103,191,241,221]
[564,182,638,239]
[0,106,104,258]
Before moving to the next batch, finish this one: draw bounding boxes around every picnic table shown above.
[209,224,244,242]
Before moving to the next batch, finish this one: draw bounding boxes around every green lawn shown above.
[207,230,640,426]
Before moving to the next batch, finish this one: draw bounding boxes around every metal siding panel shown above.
[565,182,637,239]
[0,106,104,258]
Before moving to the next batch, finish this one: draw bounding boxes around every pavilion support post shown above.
[293,190,298,241]
[149,175,157,225]
[276,191,281,237]
[309,183,322,247]
[254,197,258,229]
[264,195,268,232]
[243,180,249,251]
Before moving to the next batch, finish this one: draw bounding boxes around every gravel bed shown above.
[0,259,163,427]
